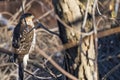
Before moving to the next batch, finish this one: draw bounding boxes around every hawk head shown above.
[20,13,34,27]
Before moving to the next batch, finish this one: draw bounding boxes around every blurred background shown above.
[0,0,120,80]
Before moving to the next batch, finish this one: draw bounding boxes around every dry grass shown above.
[0,0,63,80]
[0,0,120,80]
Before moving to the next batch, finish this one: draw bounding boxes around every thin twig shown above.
[92,0,98,62]
[115,0,119,18]
[14,60,62,80]
[25,69,61,80]
[33,9,54,22]
[0,47,14,56]
[35,45,78,80]
[56,15,94,38]
[0,12,13,17]
[0,63,13,68]
[28,59,60,80]
[102,63,120,80]
[25,68,39,80]
[98,54,120,62]
[81,0,90,29]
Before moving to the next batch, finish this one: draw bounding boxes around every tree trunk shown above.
[52,0,98,80]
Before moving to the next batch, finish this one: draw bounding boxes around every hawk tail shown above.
[18,59,24,80]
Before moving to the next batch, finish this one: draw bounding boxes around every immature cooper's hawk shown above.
[12,13,36,80]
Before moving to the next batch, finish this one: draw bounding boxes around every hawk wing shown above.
[12,22,21,48]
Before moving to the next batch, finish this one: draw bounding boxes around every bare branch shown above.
[0,46,78,80]
[33,9,54,22]
[0,47,13,56]
[35,45,78,80]
[102,63,120,80]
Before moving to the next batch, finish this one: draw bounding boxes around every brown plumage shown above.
[12,13,36,80]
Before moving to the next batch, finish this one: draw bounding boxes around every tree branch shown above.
[0,47,13,56]
[35,46,78,80]
[0,46,78,80]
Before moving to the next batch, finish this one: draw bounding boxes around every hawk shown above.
[12,13,36,80]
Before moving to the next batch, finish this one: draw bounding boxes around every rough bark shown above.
[52,0,98,80]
